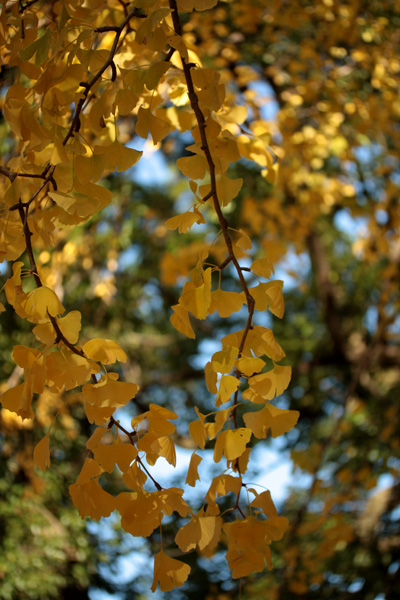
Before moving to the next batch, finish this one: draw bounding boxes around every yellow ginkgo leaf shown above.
[185,452,202,487]
[211,346,238,374]
[249,281,284,318]
[33,432,50,471]
[0,302,6,313]
[93,441,138,473]
[94,140,142,173]
[235,228,252,250]
[0,382,33,420]
[175,512,222,552]
[151,551,191,593]
[166,208,206,233]
[215,375,240,406]
[248,364,292,400]
[70,478,115,520]
[123,463,147,491]
[83,373,139,409]
[250,327,286,361]
[213,428,252,462]
[46,348,96,392]
[251,257,275,279]
[25,286,65,322]
[209,289,244,318]
[206,473,241,505]
[243,403,299,439]
[250,490,278,518]
[199,175,243,207]
[135,106,173,144]
[170,304,196,339]
[204,361,218,394]
[179,267,212,320]
[188,408,207,449]
[206,405,234,440]
[236,356,265,377]
[177,154,208,180]
[82,338,127,364]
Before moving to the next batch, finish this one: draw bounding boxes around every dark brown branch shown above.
[168,0,257,477]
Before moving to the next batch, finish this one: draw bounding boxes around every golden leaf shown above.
[166,208,206,233]
[211,346,238,374]
[82,338,127,365]
[185,452,202,487]
[209,289,244,318]
[180,267,212,319]
[33,432,50,471]
[213,428,251,462]
[243,404,299,439]
[248,364,292,400]
[151,551,190,593]
[25,286,65,323]
[215,375,240,406]
[175,511,222,552]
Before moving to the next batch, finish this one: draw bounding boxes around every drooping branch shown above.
[168,0,256,434]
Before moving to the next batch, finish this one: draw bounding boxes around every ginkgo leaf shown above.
[251,257,275,279]
[209,289,244,318]
[94,140,142,173]
[166,208,206,233]
[0,382,33,420]
[179,267,212,319]
[215,375,240,406]
[206,474,241,505]
[248,364,292,400]
[188,411,207,449]
[211,346,238,374]
[123,463,147,491]
[70,479,115,520]
[175,512,222,552]
[144,61,170,90]
[117,490,163,537]
[177,154,208,180]
[199,175,243,207]
[93,440,138,473]
[204,361,218,394]
[235,228,252,250]
[82,338,127,364]
[135,8,171,45]
[250,490,278,518]
[213,428,252,462]
[251,327,286,361]
[76,458,104,484]
[33,310,82,345]
[170,304,196,339]
[25,286,65,322]
[185,452,202,487]
[46,348,97,392]
[249,281,284,318]
[243,404,299,439]
[205,405,234,440]
[83,373,139,409]
[33,432,50,471]
[151,551,190,593]
[236,356,266,377]
[135,106,173,144]
[225,548,268,579]
[12,345,45,393]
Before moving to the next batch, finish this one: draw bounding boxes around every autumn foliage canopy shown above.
[1,0,399,597]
